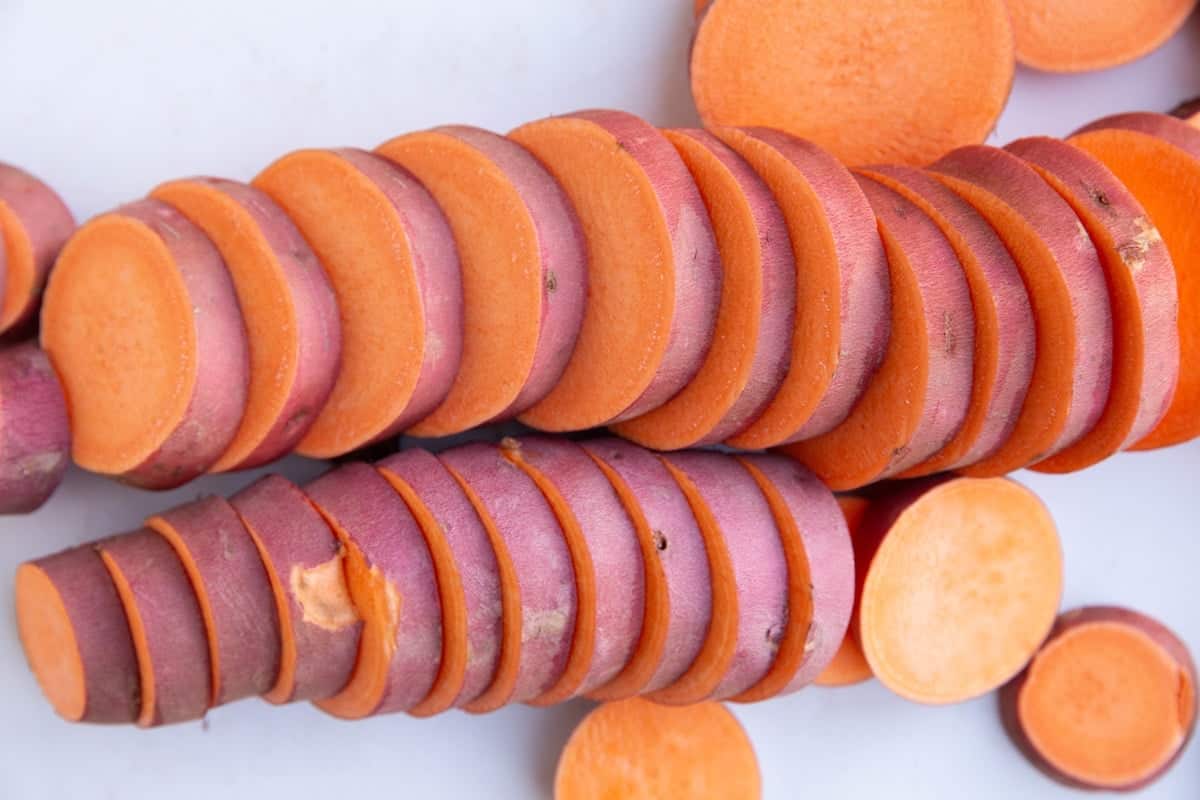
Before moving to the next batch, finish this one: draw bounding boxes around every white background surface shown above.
[2,1,1199,797]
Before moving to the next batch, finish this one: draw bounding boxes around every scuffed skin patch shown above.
[523,608,569,643]
[290,553,361,632]
[1118,217,1164,273]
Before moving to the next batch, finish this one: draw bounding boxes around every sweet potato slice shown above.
[377,126,586,434]
[230,475,361,705]
[510,110,721,429]
[814,495,873,688]
[652,451,787,703]
[1002,606,1196,791]
[97,529,211,727]
[1070,113,1200,449]
[151,178,341,471]
[733,455,853,700]
[42,199,249,489]
[612,128,795,449]
[147,496,279,706]
[306,464,442,718]
[717,127,891,448]
[862,166,1035,475]
[690,0,1014,166]
[253,148,463,457]
[16,546,139,723]
[1006,136,1179,471]
[0,341,70,513]
[1009,0,1196,72]
[0,163,75,333]
[933,146,1112,464]
[439,443,576,710]
[376,449,504,714]
[857,477,1063,704]
[781,176,975,489]
[580,438,709,699]
[556,698,761,800]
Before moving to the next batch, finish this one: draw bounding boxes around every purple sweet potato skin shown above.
[333,148,464,441]
[1000,606,1198,792]
[113,199,250,490]
[98,528,211,727]
[376,448,504,708]
[230,474,361,704]
[932,146,1113,458]
[855,175,976,476]
[0,341,69,513]
[431,126,587,419]
[147,496,280,705]
[439,443,577,703]
[305,463,442,715]
[864,165,1035,471]
[504,437,645,695]
[662,451,789,700]
[0,163,75,333]
[167,177,342,470]
[738,454,854,695]
[20,545,140,723]
[581,438,712,693]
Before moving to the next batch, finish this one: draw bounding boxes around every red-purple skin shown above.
[98,528,211,727]
[504,437,645,695]
[737,454,854,695]
[735,128,893,443]
[375,448,504,708]
[147,495,280,706]
[932,146,1113,458]
[0,162,75,333]
[431,126,587,419]
[305,463,442,715]
[166,177,342,470]
[21,545,140,723]
[662,450,789,701]
[855,174,976,476]
[581,438,712,694]
[567,110,723,423]
[1005,136,1179,454]
[0,341,69,513]
[1000,606,1198,793]
[230,474,362,704]
[864,165,1036,470]
[110,199,250,490]
[1075,111,1200,157]
[331,148,464,440]
[438,443,577,704]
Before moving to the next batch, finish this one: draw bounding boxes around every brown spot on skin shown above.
[545,270,558,294]
[944,310,956,355]
[1088,186,1111,208]
[652,530,668,551]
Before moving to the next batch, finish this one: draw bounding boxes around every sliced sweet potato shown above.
[0,163,75,333]
[0,341,70,513]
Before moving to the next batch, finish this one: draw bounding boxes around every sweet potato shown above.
[0,341,70,513]
[814,496,873,688]
[306,464,442,718]
[43,199,249,489]
[376,448,503,714]
[511,110,721,429]
[151,178,341,471]
[253,148,463,457]
[16,546,139,723]
[580,438,710,698]
[612,128,795,449]
[230,475,361,705]
[377,126,586,434]
[1002,606,1197,791]
[0,163,75,333]
[717,128,891,448]
[439,443,576,709]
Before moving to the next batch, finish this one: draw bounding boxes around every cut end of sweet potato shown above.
[16,563,89,721]
[690,0,1014,166]
[0,163,76,333]
[859,478,1063,704]
[1010,0,1196,72]
[555,698,761,800]
[1005,607,1197,791]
